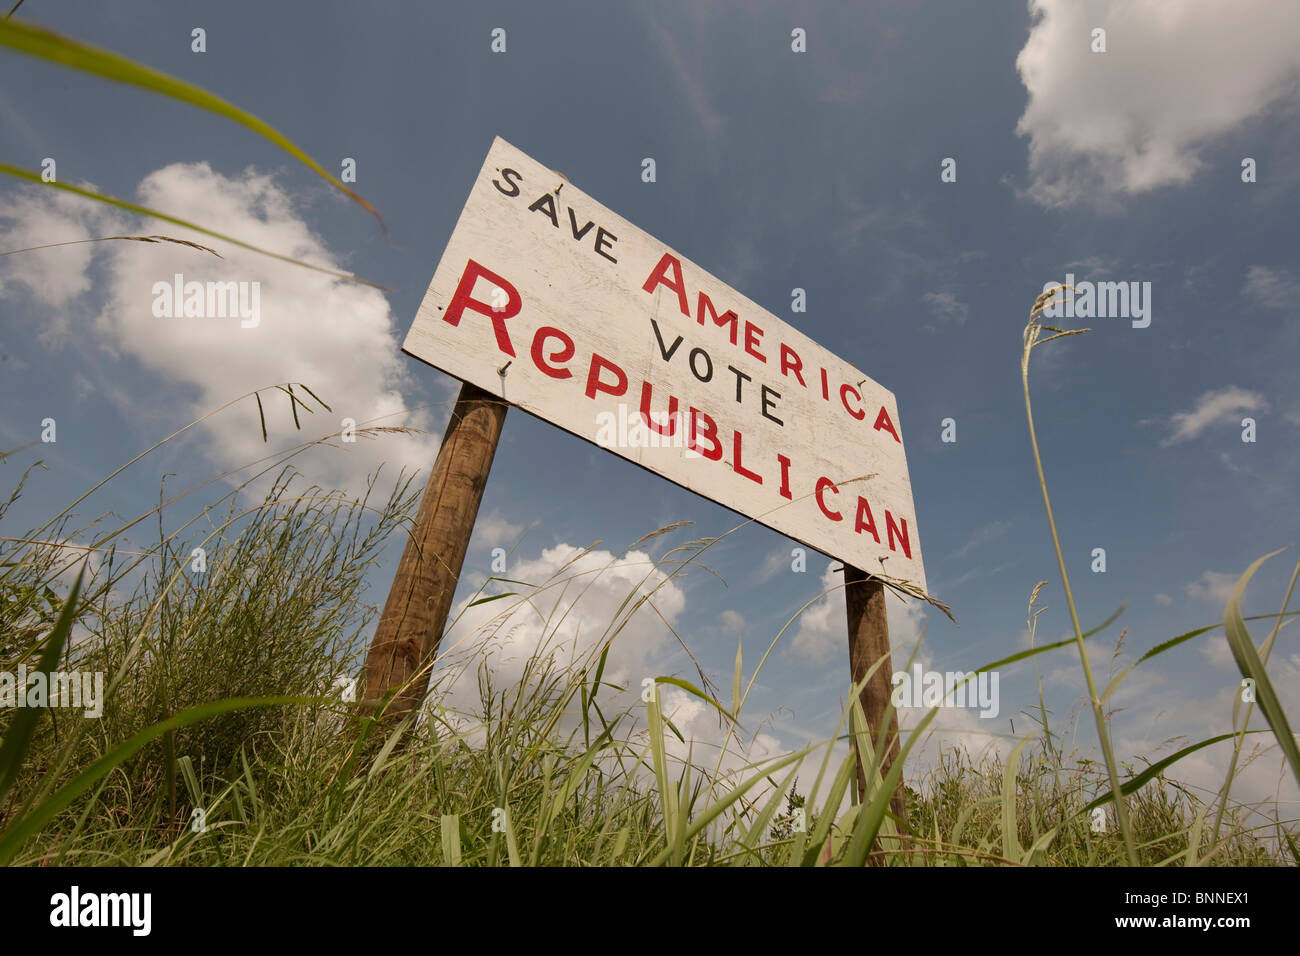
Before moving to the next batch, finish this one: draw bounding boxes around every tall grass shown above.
[1022,287,1138,863]
[1,294,1298,865]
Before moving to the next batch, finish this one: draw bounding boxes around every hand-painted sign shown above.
[404,137,927,592]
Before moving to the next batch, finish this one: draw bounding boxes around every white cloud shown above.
[1015,0,1300,207]
[1112,666,1300,825]
[437,543,681,708]
[921,291,969,324]
[646,19,724,151]
[1185,570,1239,608]
[470,511,525,550]
[896,679,1011,773]
[750,547,792,585]
[0,182,127,340]
[790,561,928,664]
[1062,255,1115,280]
[431,542,788,789]
[1200,635,1235,668]
[1243,265,1300,312]
[950,519,1011,560]
[719,609,746,632]
[1161,386,1268,446]
[4,164,441,495]
[431,544,679,763]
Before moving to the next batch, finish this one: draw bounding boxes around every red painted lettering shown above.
[873,406,901,443]
[697,291,739,345]
[743,321,766,363]
[776,453,793,500]
[815,477,842,521]
[733,430,763,484]
[585,354,628,400]
[885,511,911,557]
[530,326,574,378]
[639,381,678,436]
[840,383,865,420]
[854,496,881,543]
[780,344,806,387]
[442,258,521,357]
[641,253,690,317]
[687,407,723,461]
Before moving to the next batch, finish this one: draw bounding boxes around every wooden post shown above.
[359,381,507,721]
[844,565,908,829]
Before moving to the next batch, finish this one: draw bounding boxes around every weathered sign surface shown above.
[404,136,927,592]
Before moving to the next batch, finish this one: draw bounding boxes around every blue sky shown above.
[2,1,1299,814]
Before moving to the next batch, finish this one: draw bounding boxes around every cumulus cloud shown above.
[951,519,1011,560]
[1161,386,1267,446]
[438,543,681,706]
[921,291,969,324]
[1016,0,1300,207]
[1112,660,1300,822]
[787,563,1027,776]
[1200,635,1235,669]
[895,663,1010,773]
[719,609,746,632]
[432,543,786,782]
[470,511,526,550]
[790,561,928,664]
[1243,265,1300,312]
[2,164,440,495]
[1185,569,1239,608]
[0,182,127,339]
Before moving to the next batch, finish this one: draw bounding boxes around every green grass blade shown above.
[799,751,858,866]
[1223,549,1300,790]
[735,764,799,862]
[1080,730,1265,818]
[440,814,462,866]
[1185,803,1208,866]
[0,561,84,806]
[645,743,818,867]
[1102,610,1300,702]
[644,682,679,862]
[610,826,630,864]
[0,162,387,289]
[0,18,383,230]
[177,754,203,808]
[1137,611,1296,666]
[840,701,945,867]
[0,695,309,864]
[491,805,522,867]
[1281,826,1300,866]
[1001,737,1034,862]
[654,676,736,726]
[731,639,743,719]
[466,592,518,608]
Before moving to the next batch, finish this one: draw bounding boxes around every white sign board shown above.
[405,137,928,593]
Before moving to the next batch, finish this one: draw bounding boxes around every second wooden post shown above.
[844,564,908,827]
